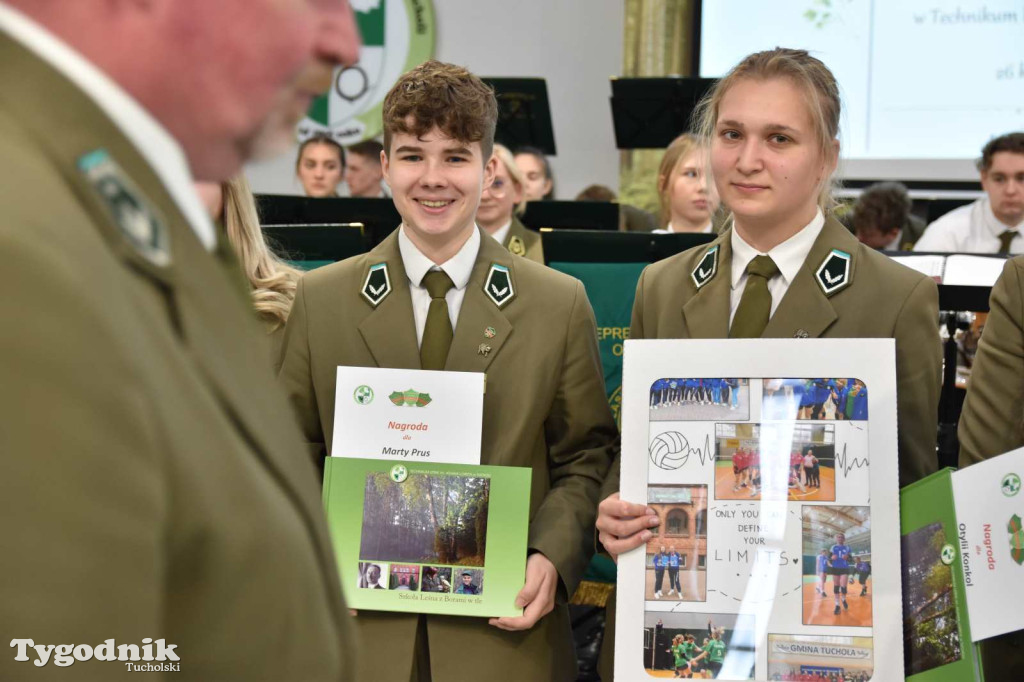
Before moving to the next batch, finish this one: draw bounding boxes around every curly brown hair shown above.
[382,59,497,162]
[852,182,911,236]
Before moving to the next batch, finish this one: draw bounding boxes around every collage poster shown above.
[615,340,904,682]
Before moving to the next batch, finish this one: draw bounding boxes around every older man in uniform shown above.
[278,60,617,681]
[0,1,360,679]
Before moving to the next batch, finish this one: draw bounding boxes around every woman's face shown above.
[476,158,522,229]
[711,77,835,230]
[297,142,344,197]
[514,153,552,201]
[666,149,717,228]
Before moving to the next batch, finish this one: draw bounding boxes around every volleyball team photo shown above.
[762,378,869,422]
[641,611,755,679]
[650,378,750,422]
[645,485,709,602]
[713,423,837,501]
[801,506,873,627]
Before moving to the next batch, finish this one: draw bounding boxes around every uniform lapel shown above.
[446,229,514,373]
[681,231,732,338]
[356,230,422,369]
[763,216,855,338]
[0,33,348,624]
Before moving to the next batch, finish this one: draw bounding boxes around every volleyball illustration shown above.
[649,431,689,470]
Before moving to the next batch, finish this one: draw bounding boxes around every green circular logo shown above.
[390,464,408,483]
[299,0,436,145]
[940,543,956,565]
[354,385,374,405]
[1002,473,1021,497]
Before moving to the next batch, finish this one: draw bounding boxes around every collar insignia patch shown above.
[78,149,170,267]
[484,263,515,308]
[815,249,852,296]
[361,263,392,307]
[691,245,719,289]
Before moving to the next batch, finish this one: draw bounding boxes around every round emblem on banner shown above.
[298,0,436,145]
[940,543,956,565]
[390,464,409,483]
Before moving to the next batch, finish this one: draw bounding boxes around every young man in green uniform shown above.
[278,59,617,682]
[0,1,361,679]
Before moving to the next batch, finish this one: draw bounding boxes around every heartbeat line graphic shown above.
[689,434,714,466]
[835,443,869,477]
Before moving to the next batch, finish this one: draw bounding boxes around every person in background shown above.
[0,0,360,679]
[653,133,719,234]
[195,176,301,360]
[296,132,345,197]
[914,132,1024,253]
[478,143,543,262]
[515,145,555,200]
[576,184,616,202]
[851,181,925,251]
[575,183,659,232]
[345,138,388,197]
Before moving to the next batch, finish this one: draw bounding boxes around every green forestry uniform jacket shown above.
[278,226,617,682]
[0,32,354,681]
[958,256,1024,678]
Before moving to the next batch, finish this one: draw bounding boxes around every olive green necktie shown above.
[729,255,780,338]
[420,270,455,370]
[998,230,1017,255]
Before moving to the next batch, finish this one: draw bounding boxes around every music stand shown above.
[256,195,400,248]
[261,223,366,268]
[610,77,717,149]
[483,78,556,155]
[541,229,714,265]
[520,201,619,232]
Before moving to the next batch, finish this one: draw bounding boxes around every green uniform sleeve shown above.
[960,258,1024,466]
[527,280,618,595]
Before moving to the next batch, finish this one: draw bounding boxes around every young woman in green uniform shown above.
[596,46,941,678]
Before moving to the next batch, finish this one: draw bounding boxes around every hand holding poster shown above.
[615,339,903,681]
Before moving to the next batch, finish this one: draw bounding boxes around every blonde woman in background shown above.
[653,133,719,234]
[477,143,544,263]
[195,176,302,361]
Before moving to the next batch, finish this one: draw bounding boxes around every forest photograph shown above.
[901,522,962,675]
[359,472,490,566]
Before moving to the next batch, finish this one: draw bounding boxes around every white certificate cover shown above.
[332,366,484,465]
[615,339,903,681]
[951,446,1024,642]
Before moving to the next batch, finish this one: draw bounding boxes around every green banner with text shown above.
[549,261,647,429]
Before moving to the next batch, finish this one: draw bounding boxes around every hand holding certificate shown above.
[324,366,531,618]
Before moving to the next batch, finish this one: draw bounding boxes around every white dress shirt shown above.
[913,197,1024,254]
[729,210,826,324]
[398,225,481,346]
[652,222,713,235]
[489,220,512,246]
[0,2,216,250]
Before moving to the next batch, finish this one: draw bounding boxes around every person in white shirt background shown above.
[653,132,720,234]
[914,132,1024,254]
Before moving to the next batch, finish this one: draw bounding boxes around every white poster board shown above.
[615,339,903,681]
[951,446,1024,642]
